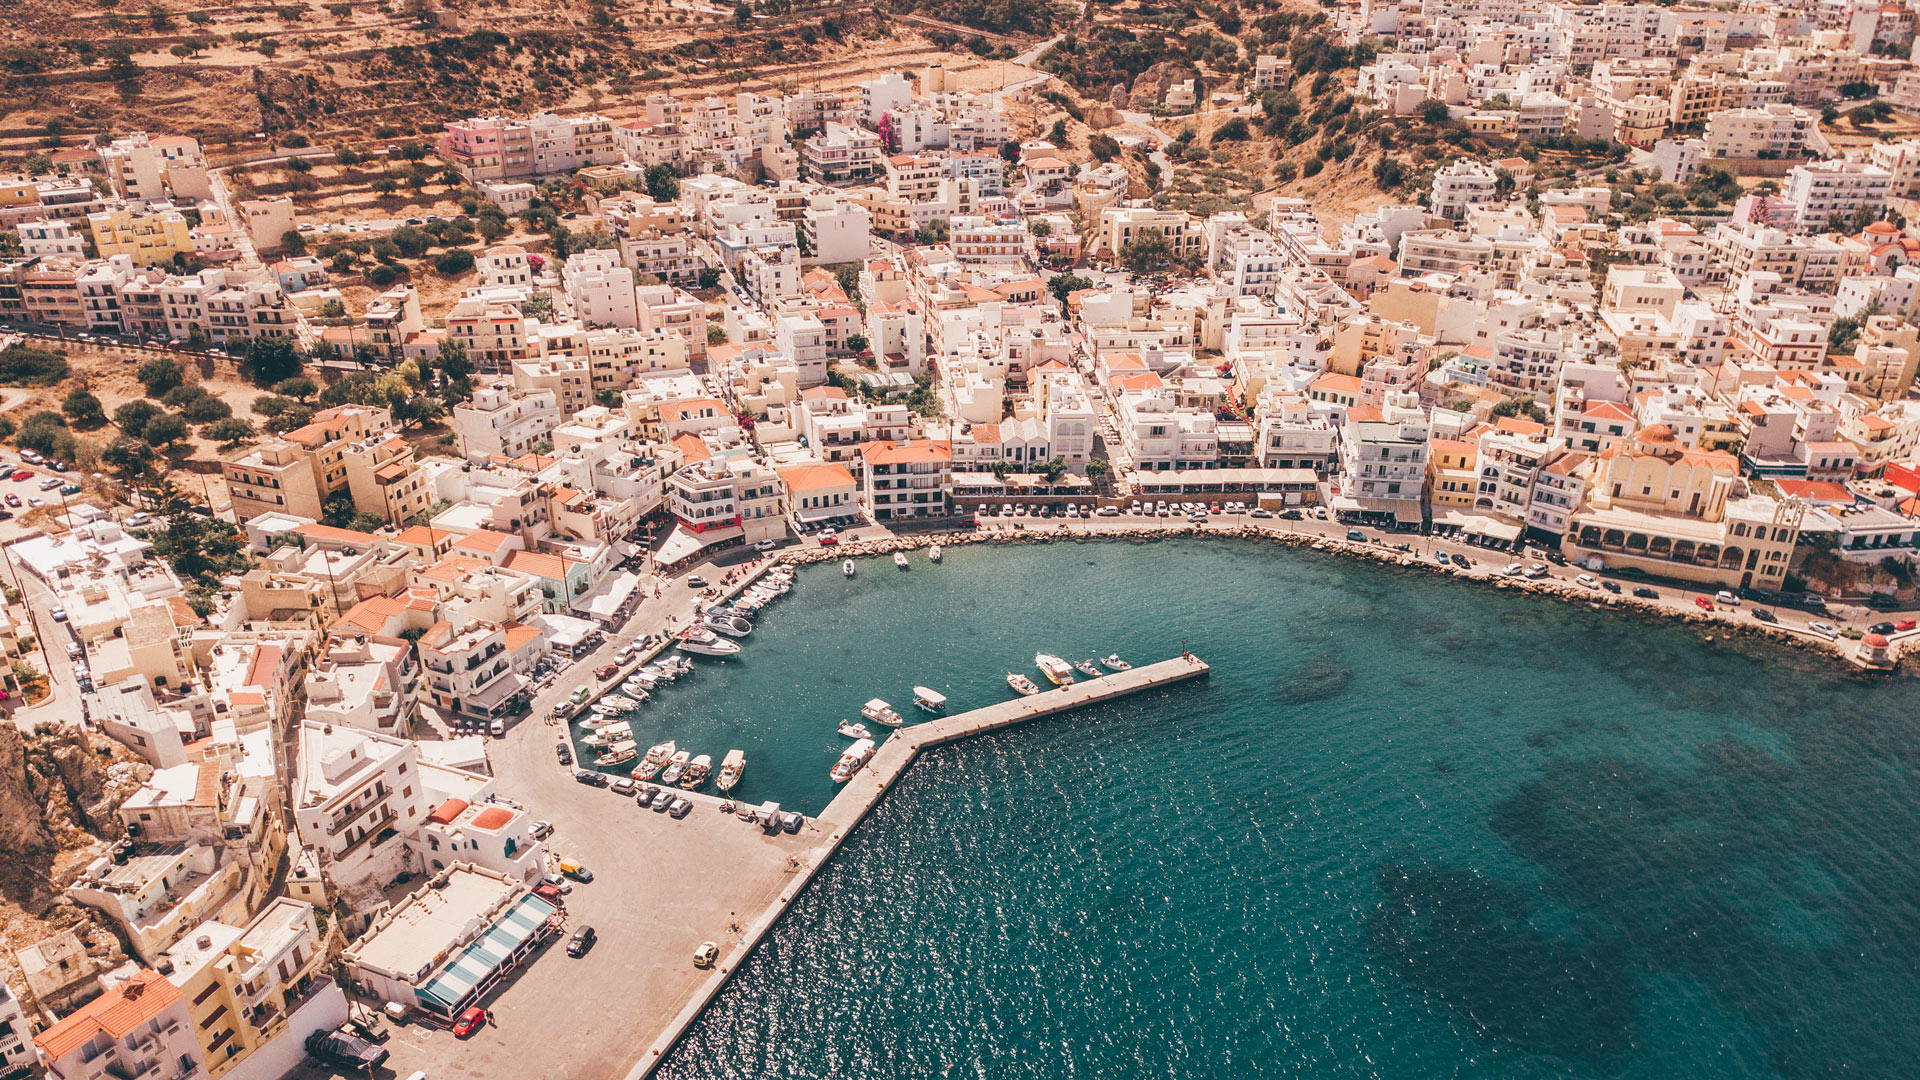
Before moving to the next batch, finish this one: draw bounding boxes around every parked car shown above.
[451,1006,488,1039]
[1449,554,1471,569]
[343,1016,389,1043]
[1576,574,1600,589]
[1601,580,1621,594]
[59,484,80,496]
[669,797,693,818]
[1694,596,1715,610]
[782,811,804,834]
[126,511,151,527]
[610,777,637,796]
[1525,564,1549,579]
[556,744,572,766]
[49,607,66,622]
[1752,608,1778,623]
[1869,621,1897,635]
[1096,506,1120,516]
[1632,587,1659,599]
[1896,618,1917,632]
[685,575,708,588]
[38,477,61,491]
[1714,590,1741,606]
[693,941,719,968]
[1252,508,1275,519]
[752,539,776,551]
[532,882,564,903]
[306,1028,390,1069]
[819,531,839,545]
[6,470,29,482]
[1345,529,1370,542]
[561,861,594,883]
[1504,562,1524,576]
[530,820,554,840]
[573,769,608,787]
[4,495,19,508]
[636,786,658,808]
[595,664,618,679]
[539,873,572,895]
[489,718,505,737]
[566,925,597,957]
[1809,621,1839,639]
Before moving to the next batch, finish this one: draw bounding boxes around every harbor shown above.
[623,654,1213,1080]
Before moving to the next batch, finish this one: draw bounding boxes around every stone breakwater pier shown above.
[625,655,1213,1079]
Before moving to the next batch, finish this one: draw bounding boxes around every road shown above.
[1116,109,1176,192]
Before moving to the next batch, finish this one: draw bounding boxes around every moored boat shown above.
[928,543,942,563]
[660,749,692,785]
[702,613,753,637]
[679,753,712,789]
[1034,653,1075,686]
[911,686,948,713]
[831,738,876,783]
[622,677,654,696]
[597,739,638,768]
[1007,672,1040,696]
[1101,654,1131,671]
[837,720,872,740]
[717,749,745,792]
[581,728,622,748]
[893,552,910,570]
[843,559,856,577]
[861,698,904,727]
[636,740,676,780]
[1073,658,1102,677]
[677,628,742,656]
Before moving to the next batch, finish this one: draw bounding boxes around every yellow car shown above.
[692,941,719,969]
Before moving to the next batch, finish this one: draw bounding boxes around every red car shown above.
[1694,596,1714,611]
[4,495,18,508]
[452,1006,487,1039]
[1897,618,1917,632]
[594,663,618,679]
[818,532,838,546]
[532,883,563,903]
[8,470,31,482]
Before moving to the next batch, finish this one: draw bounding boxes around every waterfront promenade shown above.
[623,655,1213,1080]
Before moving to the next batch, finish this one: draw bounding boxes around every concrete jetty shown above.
[624,654,1211,1079]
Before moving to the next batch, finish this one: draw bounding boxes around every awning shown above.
[530,613,600,650]
[573,570,642,619]
[793,503,859,524]
[651,524,742,567]
[414,893,557,1012]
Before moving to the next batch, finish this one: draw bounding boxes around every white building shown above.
[292,722,427,892]
[1783,160,1893,232]
[564,249,640,329]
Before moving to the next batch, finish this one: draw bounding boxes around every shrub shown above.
[0,346,70,387]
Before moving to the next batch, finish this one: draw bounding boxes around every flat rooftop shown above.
[347,868,517,979]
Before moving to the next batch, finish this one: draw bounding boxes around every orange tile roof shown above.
[503,549,576,580]
[244,644,282,689]
[859,439,953,466]
[418,555,490,582]
[503,621,544,651]
[1312,372,1364,394]
[36,971,182,1062]
[457,529,514,553]
[672,433,711,463]
[294,523,383,545]
[778,463,856,493]
[394,525,454,548]
[332,595,408,634]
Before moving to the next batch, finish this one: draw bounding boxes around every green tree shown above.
[433,340,473,404]
[1490,395,1548,425]
[62,388,105,428]
[0,346,70,387]
[115,400,161,438]
[204,417,257,446]
[142,412,188,449]
[1118,229,1172,273]
[845,333,868,355]
[1048,272,1092,304]
[146,476,248,584]
[697,266,722,290]
[242,336,304,386]
[182,395,232,425]
[644,164,680,203]
[101,435,155,478]
[15,411,75,460]
[137,357,184,396]
[435,249,475,276]
[271,376,317,401]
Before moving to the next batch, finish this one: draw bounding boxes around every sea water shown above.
[632,538,1920,1079]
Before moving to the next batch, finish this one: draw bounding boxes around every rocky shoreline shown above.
[778,523,1901,677]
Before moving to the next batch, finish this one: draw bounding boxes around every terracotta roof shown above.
[36,971,182,1062]
[502,622,544,651]
[1311,372,1364,394]
[244,644,282,690]
[503,549,578,580]
[293,523,383,546]
[778,463,856,493]
[429,798,469,825]
[456,529,514,554]
[672,432,711,463]
[858,439,952,466]
[471,807,514,830]
[1584,400,1634,422]
[394,525,454,548]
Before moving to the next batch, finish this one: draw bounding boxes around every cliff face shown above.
[2,726,152,853]
[0,724,53,853]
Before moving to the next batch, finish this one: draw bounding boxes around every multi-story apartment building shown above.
[161,899,336,1080]
[305,630,420,735]
[224,407,393,523]
[1702,103,1817,158]
[437,112,619,181]
[292,722,427,890]
[33,970,201,1080]
[454,384,562,461]
[858,439,953,521]
[418,617,524,721]
[1337,412,1430,525]
[1782,160,1893,232]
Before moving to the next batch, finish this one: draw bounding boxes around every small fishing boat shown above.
[678,628,742,656]
[837,720,872,740]
[928,543,942,563]
[665,656,694,676]
[590,701,625,715]
[660,749,693,785]
[1007,671,1040,696]
[717,749,745,792]
[600,694,638,709]
[703,613,753,637]
[597,739,638,768]
[729,595,765,614]
[581,728,622,748]
[1073,658,1102,677]
[636,740,676,780]
[861,698,905,727]
[622,677,654,696]
[679,753,712,789]
[893,552,910,570]
[843,559,856,577]
[831,738,876,783]
[1034,653,1075,686]
[912,686,948,713]
[1101,654,1131,671]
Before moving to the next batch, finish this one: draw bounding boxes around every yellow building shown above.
[87,206,193,266]
[164,898,331,1078]
[1427,438,1480,508]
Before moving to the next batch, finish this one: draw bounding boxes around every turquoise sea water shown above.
[623,538,1920,1079]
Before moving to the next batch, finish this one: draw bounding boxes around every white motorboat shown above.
[600,694,638,709]
[597,739,638,767]
[837,720,873,740]
[729,595,765,614]
[622,677,654,696]
[665,656,694,675]
[1034,653,1075,686]
[1073,658,1102,677]
[582,728,622,748]
[861,698,904,727]
[893,552,910,570]
[831,738,876,783]
[1101,654,1132,671]
[843,559,856,577]
[679,753,713,789]
[590,701,625,715]
[660,750,693,785]
[636,740,676,780]
[677,628,742,656]
[767,565,795,581]
[703,614,753,637]
[640,663,675,683]
[912,686,948,713]
[717,749,745,792]
[928,543,942,562]
[1007,671,1040,696]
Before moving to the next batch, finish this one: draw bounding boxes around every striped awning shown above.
[415,893,558,1012]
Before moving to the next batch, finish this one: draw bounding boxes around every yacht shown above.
[893,552,910,570]
[861,698,905,727]
[660,749,693,785]
[597,739,638,768]
[1034,653,1076,686]
[1101,654,1132,671]
[831,738,876,783]
[1006,672,1040,696]
[843,559,856,577]
[717,749,745,792]
[928,543,942,563]
[911,686,948,713]
[677,628,742,656]
[636,740,676,780]
[703,613,753,637]
[837,720,873,740]
[1073,658,1102,677]
[679,753,713,789]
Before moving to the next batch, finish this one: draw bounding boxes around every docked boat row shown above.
[631,739,746,791]
[1005,652,1129,696]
